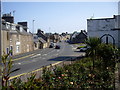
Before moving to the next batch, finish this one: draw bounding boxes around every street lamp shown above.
[32,20,35,34]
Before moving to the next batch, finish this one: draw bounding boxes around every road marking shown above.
[9,61,63,80]
[30,54,41,58]
[18,63,21,65]
[43,54,47,56]
[9,73,27,80]
[12,54,35,61]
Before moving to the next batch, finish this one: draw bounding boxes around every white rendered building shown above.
[87,15,120,48]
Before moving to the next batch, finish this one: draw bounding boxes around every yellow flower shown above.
[88,74,92,77]
[66,70,69,72]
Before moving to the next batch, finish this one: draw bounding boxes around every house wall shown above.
[1,18,34,56]
[87,18,115,32]
[20,35,34,53]
[87,15,120,47]
[1,30,9,55]
[88,30,119,47]
[34,42,40,50]
[1,30,21,55]
[10,33,21,55]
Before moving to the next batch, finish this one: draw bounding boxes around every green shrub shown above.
[9,57,115,89]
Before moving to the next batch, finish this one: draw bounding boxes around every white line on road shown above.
[18,63,21,65]
[30,54,41,58]
[13,62,21,65]
[43,54,47,56]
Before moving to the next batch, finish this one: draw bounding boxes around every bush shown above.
[10,57,115,89]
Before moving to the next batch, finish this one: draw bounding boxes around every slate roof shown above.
[38,37,47,44]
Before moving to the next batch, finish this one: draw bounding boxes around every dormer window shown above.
[11,24,16,30]
[6,23,10,29]
[20,26,23,32]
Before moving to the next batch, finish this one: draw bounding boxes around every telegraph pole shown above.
[13,10,15,23]
[33,20,35,34]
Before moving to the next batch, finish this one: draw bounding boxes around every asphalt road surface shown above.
[10,41,85,77]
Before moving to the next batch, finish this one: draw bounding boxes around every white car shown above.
[80,47,88,52]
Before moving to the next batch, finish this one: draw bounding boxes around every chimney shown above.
[18,22,28,32]
[2,14,14,23]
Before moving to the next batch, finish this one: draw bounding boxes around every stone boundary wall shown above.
[8,56,83,85]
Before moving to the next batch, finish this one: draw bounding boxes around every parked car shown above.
[79,47,87,52]
[79,46,90,52]
[49,44,54,48]
[55,45,60,49]
[49,42,54,48]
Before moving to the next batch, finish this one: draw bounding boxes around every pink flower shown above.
[58,77,61,79]
[61,74,65,77]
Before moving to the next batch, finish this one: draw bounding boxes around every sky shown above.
[2,2,118,34]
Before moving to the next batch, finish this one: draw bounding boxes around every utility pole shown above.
[13,10,15,23]
[32,20,35,34]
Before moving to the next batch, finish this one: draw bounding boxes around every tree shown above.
[85,37,101,70]
[97,43,117,69]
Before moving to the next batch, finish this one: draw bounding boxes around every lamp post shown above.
[32,20,35,34]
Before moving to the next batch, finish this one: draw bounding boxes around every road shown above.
[10,41,85,77]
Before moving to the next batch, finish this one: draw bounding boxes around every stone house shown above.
[33,34,41,50]
[1,20,22,55]
[61,32,71,41]
[16,25,34,53]
[36,29,50,48]
[1,17,34,55]
[38,37,48,49]
[69,30,87,44]
[49,33,61,43]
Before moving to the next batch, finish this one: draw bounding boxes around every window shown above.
[10,46,13,56]
[34,36,38,39]
[6,47,9,54]
[20,27,23,32]
[34,42,37,48]
[6,24,10,29]
[16,45,19,53]
[11,25,16,30]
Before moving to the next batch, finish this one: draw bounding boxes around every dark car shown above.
[49,44,54,48]
[49,42,55,48]
[55,45,60,49]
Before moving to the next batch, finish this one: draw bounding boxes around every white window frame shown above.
[16,45,20,53]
